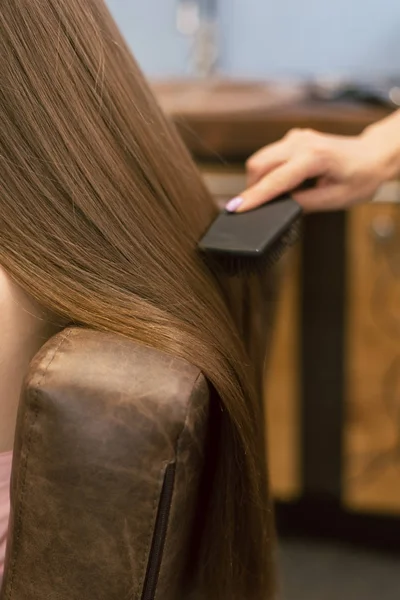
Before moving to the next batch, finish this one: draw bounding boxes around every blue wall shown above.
[106,0,191,76]
[106,0,400,78]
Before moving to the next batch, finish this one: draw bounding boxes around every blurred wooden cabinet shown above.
[168,80,400,520]
[345,202,400,514]
[202,164,400,516]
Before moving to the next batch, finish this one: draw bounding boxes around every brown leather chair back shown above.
[0,327,209,600]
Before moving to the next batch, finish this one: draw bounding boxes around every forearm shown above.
[362,109,400,181]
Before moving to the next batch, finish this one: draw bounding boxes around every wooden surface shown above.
[345,203,400,514]
[153,79,390,161]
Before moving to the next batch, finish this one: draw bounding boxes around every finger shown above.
[246,142,289,187]
[293,184,347,213]
[236,156,318,212]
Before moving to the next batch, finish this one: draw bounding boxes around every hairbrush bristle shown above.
[203,218,302,277]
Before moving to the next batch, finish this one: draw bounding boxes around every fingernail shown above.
[225,196,244,212]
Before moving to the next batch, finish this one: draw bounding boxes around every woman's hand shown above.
[226,114,400,213]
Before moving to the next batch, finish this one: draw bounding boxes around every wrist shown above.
[362,114,400,182]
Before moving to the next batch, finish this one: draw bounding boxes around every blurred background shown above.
[107,2,400,598]
[108,0,400,79]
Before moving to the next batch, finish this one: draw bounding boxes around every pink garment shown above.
[0,451,12,575]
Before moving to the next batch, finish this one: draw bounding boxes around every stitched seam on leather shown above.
[137,466,168,600]
[153,371,204,600]
[5,328,75,599]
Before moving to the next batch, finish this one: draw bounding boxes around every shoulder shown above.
[0,266,60,353]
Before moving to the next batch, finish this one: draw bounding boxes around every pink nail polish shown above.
[225,196,244,212]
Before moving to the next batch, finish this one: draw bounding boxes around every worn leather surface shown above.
[0,327,209,600]
[155,374,209,600]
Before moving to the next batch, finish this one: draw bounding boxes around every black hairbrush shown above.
[198,195,302,276]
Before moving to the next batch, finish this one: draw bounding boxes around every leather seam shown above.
[153,370,204,600]
[138,466,168,599]
[5,328,75,599]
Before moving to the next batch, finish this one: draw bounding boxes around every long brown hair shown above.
[0,1,275,597]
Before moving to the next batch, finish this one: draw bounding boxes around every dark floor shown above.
[280,538,400,600]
